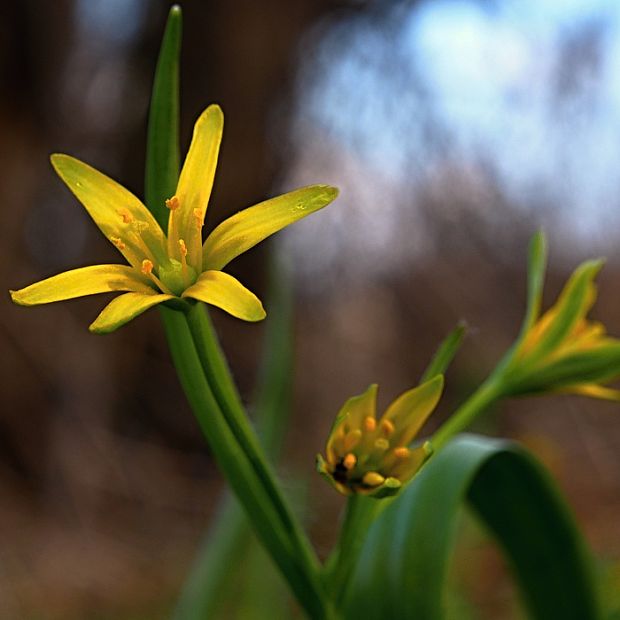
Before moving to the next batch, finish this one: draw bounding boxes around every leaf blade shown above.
[346,435,601,620]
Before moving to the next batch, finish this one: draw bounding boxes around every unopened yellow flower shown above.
[317,375,444,498]
[505,250,620,400]
[10,105,338,333]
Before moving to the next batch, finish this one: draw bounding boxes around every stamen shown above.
[393,447,410,459]
[165,195,180,210]
[178,239,190,288]
[117,208,134,224]
[343,429,362,451]
[343,453,357,470]
[363,416,377,433]
[110,236,126,250]
[193,208,202,230]
[381,419,395,436]
[374,438,389,451]
[362,471,385,487]
[139,259,174,295]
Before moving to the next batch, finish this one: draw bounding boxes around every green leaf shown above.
[345,435,601,620]
[145,4,181,227]
[522,229,548,335]
[420,321,467,382]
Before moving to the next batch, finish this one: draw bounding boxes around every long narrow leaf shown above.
[420,322,467,382]
[345,434,601,620]
[145,4,181,225]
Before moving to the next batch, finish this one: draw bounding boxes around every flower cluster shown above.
[317,376,443,498]
[504,242,620,401]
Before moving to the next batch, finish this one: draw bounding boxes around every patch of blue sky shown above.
[75,0,150,46]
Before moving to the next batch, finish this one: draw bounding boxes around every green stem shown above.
[431,376,503,451]
[326,495,380,606]
[184,303,322,580]
[160,307,328,619]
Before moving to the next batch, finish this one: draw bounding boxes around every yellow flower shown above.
[317,376,444,498]
[504,244,620,400]
[10,105,338,333]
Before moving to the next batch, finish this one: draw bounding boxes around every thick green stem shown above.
[431,376,503,451]
[326,495,380,607]
[184,303,322,580]
[160,307,328,618]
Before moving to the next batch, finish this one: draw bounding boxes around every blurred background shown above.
[2,0,620,617]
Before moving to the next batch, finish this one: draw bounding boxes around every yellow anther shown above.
[343,429,362,451]
[393,447,410,459]
[179,239,188,257]
[118,208,134,224]
[363,416,377,433]
[343,453,357,470]
[110,236,126,250]
[362,471,385,487]
[193,208,202,230]
[381,419,395,435]
[141,259,154,275]
[374,438,389,451]
[165,195,180,210]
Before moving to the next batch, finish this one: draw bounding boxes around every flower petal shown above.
[181,270,265,322]
[89,291,173,334]
[561,383,620,401]
[390,442,433,483]
[10,265,154,306]
[51,154,167,269]
[203,185,339,271]
[173,105,223,269]
[326,384,377,463]
[524,259,603,365]
[382,375,444,446]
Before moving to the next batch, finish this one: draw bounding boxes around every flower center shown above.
[111,206,198,296]
[328,416,412,492]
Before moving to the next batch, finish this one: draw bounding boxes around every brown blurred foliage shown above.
[1,1,619,618]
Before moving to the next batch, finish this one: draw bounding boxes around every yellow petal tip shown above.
[9,289,24,305]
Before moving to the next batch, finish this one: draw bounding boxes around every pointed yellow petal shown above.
[326,384,378,459]
[390,443,432,482]
[89,291,173,334]
[202,185,339,271]
[560,383,620,402]
[181,270,265,322]
[51,154,167,269]
[382,375,444,446]
[523,260,603,364]
[173,105,223,269]
[10,265,154,306]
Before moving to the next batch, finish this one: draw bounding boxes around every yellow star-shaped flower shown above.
[11,105,338,333]
[507,259,620,400]
[317,376,444,498]
[502,232,620,400]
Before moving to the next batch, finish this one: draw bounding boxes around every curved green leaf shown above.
[345,434,601,620]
